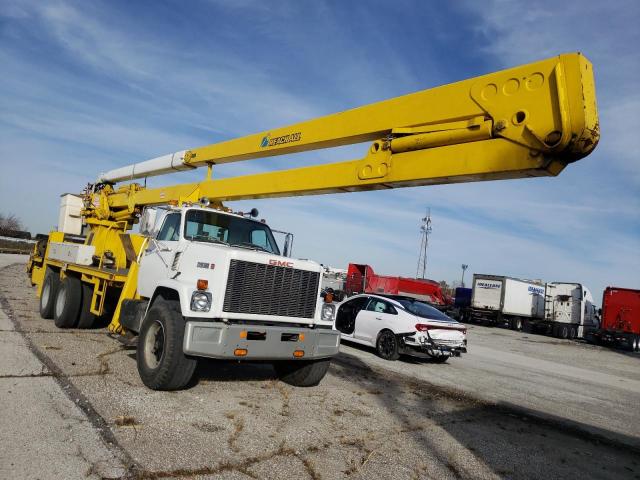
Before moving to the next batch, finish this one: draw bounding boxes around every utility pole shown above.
[461,264,468,287]
[416,208,432,279]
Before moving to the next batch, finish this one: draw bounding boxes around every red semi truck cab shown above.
[345,263,451,306]
[586,287,640,351]
[601,287,640,335]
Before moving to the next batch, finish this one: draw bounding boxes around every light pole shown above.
[461,264,468,287]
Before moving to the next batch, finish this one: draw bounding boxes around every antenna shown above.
[416,208,432,279]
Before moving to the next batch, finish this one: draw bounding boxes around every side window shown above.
[366,299,397,315]
[250,229,268,248]
[157,213,181,241]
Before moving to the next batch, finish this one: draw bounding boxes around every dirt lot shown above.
[1,260,639,480]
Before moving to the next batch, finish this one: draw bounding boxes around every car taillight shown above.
[416,323,466,334]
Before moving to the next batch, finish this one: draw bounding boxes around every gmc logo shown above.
[269,259,294,268]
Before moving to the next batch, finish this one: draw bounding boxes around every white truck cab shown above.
[120,205,340,390]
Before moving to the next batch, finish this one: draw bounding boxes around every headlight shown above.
[321,303,336,321]
[190,291,212,312]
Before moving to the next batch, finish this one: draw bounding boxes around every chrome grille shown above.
[223,260,320,318]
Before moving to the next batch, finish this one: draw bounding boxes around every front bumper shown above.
[183,322,340,360]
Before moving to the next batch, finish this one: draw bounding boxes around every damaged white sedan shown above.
[335,294,467,362]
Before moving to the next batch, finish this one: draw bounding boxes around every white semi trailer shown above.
[528,282,598,339]
[469,274,545,330]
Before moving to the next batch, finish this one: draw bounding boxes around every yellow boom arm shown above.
[92,52,598,221]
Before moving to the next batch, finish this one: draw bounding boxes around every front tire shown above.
[273,358,331,387]
[39,271,60,319]
[54,276,82,328]
[376,330,400,361]
[137,300,197,390]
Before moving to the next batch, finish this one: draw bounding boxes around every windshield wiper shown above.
[231,242,270,253]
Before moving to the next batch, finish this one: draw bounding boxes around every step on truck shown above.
[585,287,640,351]
[27,52,599,389]
[467,274,545,330]
[528,282,598,339]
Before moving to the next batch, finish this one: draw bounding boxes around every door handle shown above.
[375,317,383,320]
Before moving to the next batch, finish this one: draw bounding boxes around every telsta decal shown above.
[269,259,294,268]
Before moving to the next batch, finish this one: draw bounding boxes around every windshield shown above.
[184,209,280,255]
[396,299,453,322]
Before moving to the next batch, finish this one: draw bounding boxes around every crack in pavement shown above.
[0,263,141,479]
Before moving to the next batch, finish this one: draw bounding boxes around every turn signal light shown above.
[239,330,247,339]
[234,348,248,357]
[298,333,305,342]
[293,350,305,358]
[197,279,208,290]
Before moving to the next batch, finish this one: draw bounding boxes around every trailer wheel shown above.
[568,326,577,340]
[555,324,569,339]
[39,270,60,319]
[137,300,197,390]
[77,283,97,329]
[509,318,522,331]
[273,358,331,387]
[625,334,636,352]
[54,276,82,328]
[634,335,639,352]
[376,330,400,360]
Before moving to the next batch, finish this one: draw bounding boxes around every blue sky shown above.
[1,0,638,302]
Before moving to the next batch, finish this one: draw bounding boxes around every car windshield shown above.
[184,209,280,255]
[396,299,453,322]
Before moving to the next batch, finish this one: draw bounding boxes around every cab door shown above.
[137,212,182,298]
[355,298,398,345]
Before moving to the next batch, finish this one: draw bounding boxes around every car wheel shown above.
[376,330,400,361]
[54,276,82,328]
[39,270,60,319]
[137,299,197,390]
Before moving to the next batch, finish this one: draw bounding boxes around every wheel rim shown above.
[55,285,66,318]
[41,281,50,307]
[144,320,165,369]
[378,332,395,358]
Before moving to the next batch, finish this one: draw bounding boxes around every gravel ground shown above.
[1,259,639,479]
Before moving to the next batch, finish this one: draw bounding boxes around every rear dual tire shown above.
[39,271,60,319]
[54,276,82,328]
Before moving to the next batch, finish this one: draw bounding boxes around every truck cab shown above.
[542,282,597,338]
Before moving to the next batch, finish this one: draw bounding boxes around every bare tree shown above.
[0,213,23,231]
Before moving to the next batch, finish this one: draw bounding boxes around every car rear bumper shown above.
[183,322,340,360]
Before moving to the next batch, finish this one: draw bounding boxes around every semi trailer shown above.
[344,263,451,307]
[467,274,545,329]
[27,52,599,390]
[585,287,640,351]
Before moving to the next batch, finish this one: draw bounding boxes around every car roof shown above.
[349,293,413,309]
[347,293,453,319]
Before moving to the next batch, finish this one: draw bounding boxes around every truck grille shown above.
[223,260,320,318]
